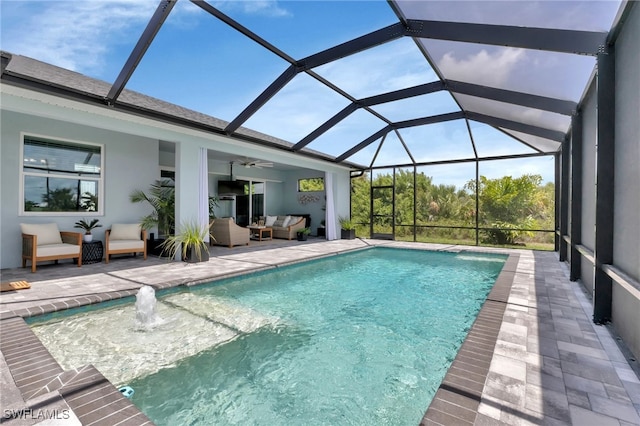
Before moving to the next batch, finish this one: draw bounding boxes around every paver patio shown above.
[1,239,639,425]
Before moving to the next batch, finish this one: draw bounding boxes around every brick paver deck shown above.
[1,238,638,425]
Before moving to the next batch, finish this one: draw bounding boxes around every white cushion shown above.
[265,215,277,227]
[110,224,141,241]
[282,215,293,227]
[108,240,144,251]
[21,223,63,246]
[37,243,80,257]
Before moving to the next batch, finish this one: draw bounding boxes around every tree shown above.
[43,187,76,211]
[299,177,325,192]
[467,174,542,245]
[130,179,175,237]
[350,169,554,247]
[81,192,98,211]
[350,173,371,227]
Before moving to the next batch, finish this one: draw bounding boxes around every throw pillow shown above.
[265,215,277,227]
[289,216,301,227]
[110,224,141,240]
[20,223,63,246]
[282,215,293,227]
[273,216,287,227]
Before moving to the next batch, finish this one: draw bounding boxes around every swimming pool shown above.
[30,247,506,425]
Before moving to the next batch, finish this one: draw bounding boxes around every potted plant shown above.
[130,179,175,236]
[317,219,326,238]
[297,227,311,241]
[209,195,219,220]
[74,218,102,242]
[159,220,210,263]
[130,179,175,255]
[339,216,356,240]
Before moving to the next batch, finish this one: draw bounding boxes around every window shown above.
[160,168,175,181]
[298,177,324,192]
[21,134,103,215]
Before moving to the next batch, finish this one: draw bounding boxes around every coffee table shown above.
[248,226,272,241]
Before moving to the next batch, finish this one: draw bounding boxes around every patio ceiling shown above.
[2,0,625,170]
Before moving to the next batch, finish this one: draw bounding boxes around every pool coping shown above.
[420,253,519,425]
[1,243,516,425]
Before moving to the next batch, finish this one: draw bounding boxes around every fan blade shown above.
[236,159,273,168]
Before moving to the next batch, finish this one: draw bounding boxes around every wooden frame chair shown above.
[105,224,147,263]
[21,223,83,273]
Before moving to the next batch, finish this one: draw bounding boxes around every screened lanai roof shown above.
[0,0,626,170]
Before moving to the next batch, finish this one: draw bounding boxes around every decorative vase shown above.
[83,234,93,242]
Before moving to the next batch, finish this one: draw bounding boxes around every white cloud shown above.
[438,47,526,87]
[1,1,162,72]
[315,38,437,98]
[243,73,351,142]
[213,0,291,17]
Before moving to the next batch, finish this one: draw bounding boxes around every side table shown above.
[82,240,104,264]
[248,226,272,241]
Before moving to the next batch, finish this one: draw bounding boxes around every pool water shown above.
[31,248,506,425]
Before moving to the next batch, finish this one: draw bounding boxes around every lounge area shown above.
[209,215,309,248]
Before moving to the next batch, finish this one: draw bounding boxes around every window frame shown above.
[20,132,105,216]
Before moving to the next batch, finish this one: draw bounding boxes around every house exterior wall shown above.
[567,5,640,359]
[579,82,598,296]
[611,3,640,359]
[1,84,352,268]
[282,169,326,233]
[0,110,159,269]
[613,3,640,282]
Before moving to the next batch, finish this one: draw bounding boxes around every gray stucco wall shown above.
[0,110,159,269]
[613,3,640,281]
[570,5,640,360]
[580,83,597,252]
[579,83,598,295]
[611,4,640,360]
[282,169,326,232]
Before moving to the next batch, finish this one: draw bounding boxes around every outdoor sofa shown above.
[263,215,306,240]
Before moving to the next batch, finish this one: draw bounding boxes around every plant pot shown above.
[341,229,355,240]
[184,245,210,263]
[297,233,308,241]
[83,234,93,243]
[148,239,166,257]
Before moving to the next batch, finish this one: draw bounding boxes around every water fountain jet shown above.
[135,285,164,330]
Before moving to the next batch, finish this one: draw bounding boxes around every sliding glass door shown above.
[235,180,265,226]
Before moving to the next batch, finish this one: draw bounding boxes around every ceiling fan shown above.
[235,158,274,169]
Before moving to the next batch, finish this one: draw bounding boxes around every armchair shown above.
[21,223,82,272]
[105,224,147,263]
[210,218,250,248]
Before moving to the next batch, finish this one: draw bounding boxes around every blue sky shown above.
[2,0,619,188]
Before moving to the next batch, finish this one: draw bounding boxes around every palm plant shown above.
[159,220,210,262]
[74,218,102,234]
[338,216,355,230]
[130,179,175,237]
